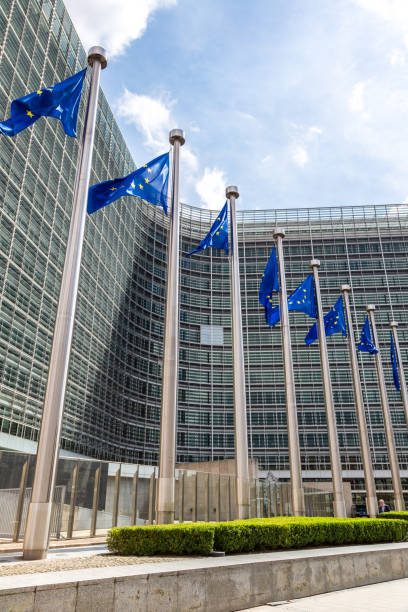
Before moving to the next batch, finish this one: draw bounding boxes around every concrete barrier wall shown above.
[1,543,408,611]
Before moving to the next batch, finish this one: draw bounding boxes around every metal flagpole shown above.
[367,306,405,511]
[341,286,377,517]
[227,185,250,519]
[390,321,408,430]
[156,129,185,524]
[274,229,305,516]
[310,260,346,517]
[23,47,107,560]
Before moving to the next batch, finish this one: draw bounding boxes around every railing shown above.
[0,450,333,541]
[0,485,66,539]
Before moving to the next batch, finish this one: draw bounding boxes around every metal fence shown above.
[0,451,334,542]
[0,485,66,540]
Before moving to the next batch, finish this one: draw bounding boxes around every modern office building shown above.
[1,0,408,502]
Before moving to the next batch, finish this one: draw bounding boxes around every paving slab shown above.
[239,577,408,611]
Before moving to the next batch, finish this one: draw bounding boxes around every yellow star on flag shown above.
[144,178,149,184]
[26,110,34,118]
[139,184,143,189]
[36,90,42,95]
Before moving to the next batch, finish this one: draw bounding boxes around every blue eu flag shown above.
[357,316,378,354]
[259,247,279,309]
[87,152,169,215]
[288,274,317,318]
[187,202,228,256]
[265,302,281,327]
[305,296,347,345]
[0,69,86,137]
[390,332,400,391]
[265,274,316,327]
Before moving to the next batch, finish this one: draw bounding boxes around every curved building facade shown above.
[1,0,408,502]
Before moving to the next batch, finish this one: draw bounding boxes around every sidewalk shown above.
[0,535,107,554]
[240,577,408,611]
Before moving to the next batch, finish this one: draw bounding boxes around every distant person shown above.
[378,499,390,513]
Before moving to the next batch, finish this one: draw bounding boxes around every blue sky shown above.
[65,0,408,212]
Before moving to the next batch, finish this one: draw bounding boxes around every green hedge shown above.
[213,517,408,553]
[107,517,407,556]
[377,511,408,521]
[107,523,215,556]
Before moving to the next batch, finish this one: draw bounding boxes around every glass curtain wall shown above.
[0,0,407,502]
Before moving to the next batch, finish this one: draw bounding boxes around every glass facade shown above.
[180,205,408,482]
[1,0,408,500]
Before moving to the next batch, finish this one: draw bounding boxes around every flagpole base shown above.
[394,494,405,512]
[156,510,175,524]
[366,495,378,518]
[292,487,305,517]
[333,495,347,518]
[156,476,175,524]
[23,501,52,560]
[236,476,250,520]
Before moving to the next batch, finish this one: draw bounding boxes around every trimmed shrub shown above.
[107,517,407,556]
[213,517,407,553]
[107,523,215,556]
[377,511,408,521]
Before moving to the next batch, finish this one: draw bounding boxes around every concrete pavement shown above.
[240,577,408,611]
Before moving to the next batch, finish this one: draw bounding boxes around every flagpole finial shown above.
[226,185,239,199]
[87,46,107,69]
[309,258,320,268]
[273,227,285,239]
[341,284,350,293]
[390,320,398,328]
[169,128,185,146]
[366,304,375,312]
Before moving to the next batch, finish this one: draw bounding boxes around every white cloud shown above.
[309,126,323,136]
[390,49,406,66]
[291,145,309,168]
[64,0,176,58]
[117,89,172,150]
[288,123,322,168]
[182,147,199,173]
[348,81,371,118]
[195,168,227,209]
[116,89,198,174]
[261,154,273,165]
[237,111,256,121]
[352,0,408,32]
